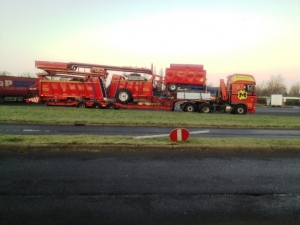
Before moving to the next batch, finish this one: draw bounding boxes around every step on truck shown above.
[31,61,257,114]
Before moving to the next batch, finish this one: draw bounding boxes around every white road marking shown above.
[23,129,41,132]
[134,130,209,139]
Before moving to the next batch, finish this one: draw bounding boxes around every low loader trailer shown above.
[31,61,257,114]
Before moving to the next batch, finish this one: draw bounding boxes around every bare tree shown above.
[256,81,265,97]
[19,72,36,78]
[289,82,300,97]
[206,82,213,87]
[265,75,287,96]
[0,71,12,76]
[256,81,271,97]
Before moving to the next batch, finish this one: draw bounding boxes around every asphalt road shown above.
[255,105,300,117]
[1,150,300,225]
[1,123,300,138]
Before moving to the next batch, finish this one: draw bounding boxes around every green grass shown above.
[1,105,299,150]
[0,134,300,149]
[1,105,300,129]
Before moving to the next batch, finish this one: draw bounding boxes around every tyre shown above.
[168,83,178,92]
[77,102,86,108]
[184,103,197,112]
[92,103,101,109]
[198,103,211,113]
[106,103,116,109]
[116,89,133,104]
[235,105,246,115]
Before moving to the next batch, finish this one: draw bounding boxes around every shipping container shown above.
[0,76,38,103]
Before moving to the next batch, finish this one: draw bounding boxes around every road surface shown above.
[1,150,300,225]
[1,123,299,138]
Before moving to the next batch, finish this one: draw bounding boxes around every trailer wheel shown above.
[116,89,133,104]
[235,105,246,115]
[168,83,178,92]
[198,103,211,113]
[92,103,102,109]
[184,103,197,112]
[77,102,86,108]
[106,103,116,109]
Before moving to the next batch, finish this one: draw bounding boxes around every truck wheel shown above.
[77,102,86,108]
[168,83,178,92]
[106,103,116,109]
[198,103,211,113]
[116,89,133,104]
[184,103,197,112]
[92,103,101,109]
[235,105,246,115]
[0,97,4,104]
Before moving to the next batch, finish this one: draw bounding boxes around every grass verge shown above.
[0,134,300,151]
[1,105,300,129]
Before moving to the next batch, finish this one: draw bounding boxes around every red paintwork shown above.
[39,76,106,107]
[221,74,257,113]
[165,64,206,86]
[108,65,204,102]
[35,61,152,76]
[0,76,38,98]
[219,79,228,101]
[35,61,69,70]
[69,62,153,74]
[107,74,155,100]
[34,61,158,107]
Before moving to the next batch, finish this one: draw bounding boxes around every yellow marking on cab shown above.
[233,75,254,83]
[238,90,248,100]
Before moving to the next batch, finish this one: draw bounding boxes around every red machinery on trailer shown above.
[31,61,257,114]
[164,64,206,92]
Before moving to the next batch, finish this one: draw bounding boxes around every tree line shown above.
[0,71,36,78]
[256,75,300,97]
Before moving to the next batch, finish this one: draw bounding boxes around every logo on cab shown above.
[238,90,247,100]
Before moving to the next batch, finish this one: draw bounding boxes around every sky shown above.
[0,0,299,89]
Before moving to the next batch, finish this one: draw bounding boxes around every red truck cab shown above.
[222,74,257,114]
